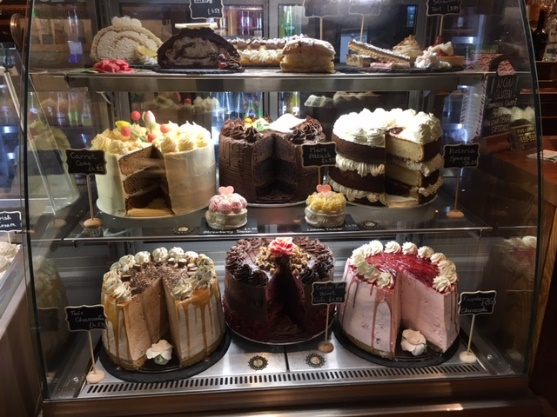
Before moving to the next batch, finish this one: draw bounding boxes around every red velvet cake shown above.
[223,237,335,343]
[338,240,459,359]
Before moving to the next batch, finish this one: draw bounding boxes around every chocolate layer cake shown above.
[223,237,334,343]
[219,115,326,204]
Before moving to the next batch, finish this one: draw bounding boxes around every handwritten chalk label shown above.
[443,143,480,168]
[349,0,382,16]
[487,75,519,108]
[0,211,22,232]
[427,0,461,15]
[302,142,337,167]
[312,281,346,305]
[66,149,106,175]
[190,0,223,19]
[458,291,496,315]
[65,305,106,332]
[304,0,340,17]
[510,124,537,151]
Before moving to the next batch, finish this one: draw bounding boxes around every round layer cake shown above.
[102,247,225,370]
[219,115,326,204]
[205,186,248,230]
[304,184,346,228]
[224,237,335,343]
[337,240,459,360]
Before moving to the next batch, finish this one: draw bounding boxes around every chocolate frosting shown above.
[226,237,333,285]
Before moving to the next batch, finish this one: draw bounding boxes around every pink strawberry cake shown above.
[205,186,248,230]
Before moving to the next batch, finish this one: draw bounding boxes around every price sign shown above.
[0,211,22,233]
[312,281,346,305]
[510,123,537,151]
[302,142,336,167]
[349,0,383,16]
[190,0,223,19]
[65,305,106,332]
[443,143,480,168]
[458,291,496,316]
[303,0,340,18]
[65,149,106,175]
[427,0,462,15]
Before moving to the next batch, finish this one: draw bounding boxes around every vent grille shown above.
[79,362,486,398]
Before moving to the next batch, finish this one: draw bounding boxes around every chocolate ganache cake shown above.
[219,115,326,204]
[224,237,335,343]
[157,27,241,70]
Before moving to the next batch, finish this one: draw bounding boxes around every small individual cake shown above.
[206,186,248,230]
[90,16,162,65]
[280,38,336,73]
[421,36,465,67]
[305,184,346,228]
[157,26,241,70]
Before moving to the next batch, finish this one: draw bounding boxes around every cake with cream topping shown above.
[205,186,248,230]
[338,240,460,359]
[305,184,347,228]
[91,111,216,217]
[224,237,335,343]
[102,247,224,370]
[328,108,443,207]
[218,115,326,204]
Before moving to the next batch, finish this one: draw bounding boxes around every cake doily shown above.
[333,320,460,368]
[98,328,231,383]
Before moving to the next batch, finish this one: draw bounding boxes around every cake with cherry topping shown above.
[224,237,335,343]
[205,186,248,230]
[337,240,459,360]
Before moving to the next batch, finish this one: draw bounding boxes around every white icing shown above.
[384,241,401,254]
[268,114,305,133]
[335,154,385,177]
[418,246,434,259]
[402,242,418,255]
[135,251,151,265]
[152,247,168,263]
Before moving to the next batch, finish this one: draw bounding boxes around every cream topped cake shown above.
[338,240,459,359]
[102,247,225,370]
[205,186,248,230]
[328,108,443,207]
[91,111,216,217]
[305,184,347,228]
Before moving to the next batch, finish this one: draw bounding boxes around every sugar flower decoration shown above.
[146,339,173,365]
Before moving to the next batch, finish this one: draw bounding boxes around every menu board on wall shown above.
[482,74,519,137]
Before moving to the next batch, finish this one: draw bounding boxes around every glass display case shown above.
[21,0,547,416]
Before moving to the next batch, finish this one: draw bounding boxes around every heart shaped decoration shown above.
[219,186,234,195]
[316,184,332,193]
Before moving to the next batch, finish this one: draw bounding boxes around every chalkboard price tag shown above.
[0,211,22,233]
[458,291,496,316]
[302,142,336,167]
[66,149,106,175]
[65,305,106,332]
[510,123,537,151]
[349,0,382,16]
[427,0,462,15]
[443,143,480,168]
[312,281,346,305]
[303,0,340,18]
[190,0,224,19]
